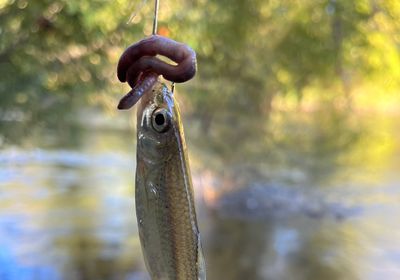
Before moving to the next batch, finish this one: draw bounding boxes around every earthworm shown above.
[117,35,197,110]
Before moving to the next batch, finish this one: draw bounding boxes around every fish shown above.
[135,81,206,280]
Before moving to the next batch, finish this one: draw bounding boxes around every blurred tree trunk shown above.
[331,1,352,107]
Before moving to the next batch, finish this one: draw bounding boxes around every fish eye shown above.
[151,108,171,133]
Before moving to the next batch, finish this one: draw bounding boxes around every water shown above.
[0,108,399,280]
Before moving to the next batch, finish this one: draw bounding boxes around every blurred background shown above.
[0,0,399,279]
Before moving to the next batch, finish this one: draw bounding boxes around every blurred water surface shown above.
[0,107,399,280]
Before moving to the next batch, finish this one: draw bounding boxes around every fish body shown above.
[135,82,205,280]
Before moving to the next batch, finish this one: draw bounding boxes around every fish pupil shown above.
[155,113,165,126]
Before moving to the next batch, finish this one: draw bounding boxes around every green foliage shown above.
[0,0,141,119]
[0,0,399,131]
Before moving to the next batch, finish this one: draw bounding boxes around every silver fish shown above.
[135,82,206,280]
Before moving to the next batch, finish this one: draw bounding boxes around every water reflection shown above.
[188,106,363,187]
[0,108,399,279]
[193,109,400,280]
[205,217,271,280]
[203,212,362,280]
[0,122,147,279]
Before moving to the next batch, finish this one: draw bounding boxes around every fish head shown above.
[136,82,181,162]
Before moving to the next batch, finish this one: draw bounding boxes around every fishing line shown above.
[153,0,173,91]
[127,0,171,91]
[152,0,159,35]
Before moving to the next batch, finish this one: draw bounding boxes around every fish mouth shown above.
[151,83,174,108]
[136,82,173,116]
